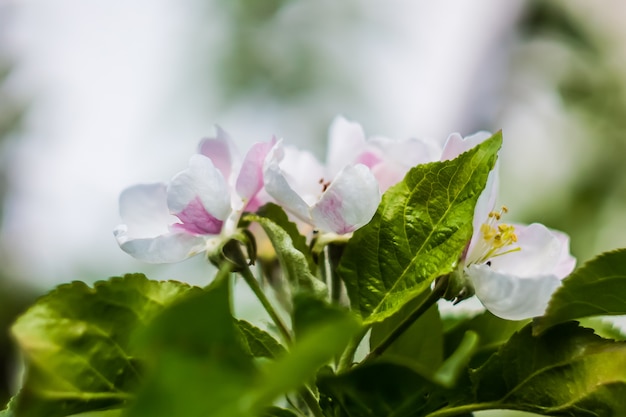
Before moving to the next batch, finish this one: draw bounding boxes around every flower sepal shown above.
[441,268,475,305]
[207,229,257,272]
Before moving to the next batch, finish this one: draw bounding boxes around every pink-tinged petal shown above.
[468,264,561,320]
[490,223,575,278]
[310,164,380,234]
[551,229,577,278]
[355,150,383,169]
[114,227,208,263]
[236,138,277,202]
[171,196,223,235]
[197,126,237,181]
[326,116,367,177]
[263,140,311,222]
[441,131,492,161]
[370,136,443,168]
[167,154,231,223]
[117,183,178,238]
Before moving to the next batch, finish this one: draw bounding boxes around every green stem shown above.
[425,402,501,417]
[367,275,449,361]
[337,326,370,372]
[299,386,325,417]
[239,262,292,344]
[327,243,345,305]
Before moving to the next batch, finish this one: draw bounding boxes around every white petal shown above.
[310,164,380,234]
[490,223,575,277]
[167,154,231,221]
[465,165,500,261]
[441,131,493,161]
[235,138,276,203]
[263,140,317,222]
[117,183,178,238]
[197,126,238,182]
[468,264,561,320]
[114,226,208,263]
[326,116,367,177]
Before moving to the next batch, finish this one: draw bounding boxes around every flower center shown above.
[472,206,521,265]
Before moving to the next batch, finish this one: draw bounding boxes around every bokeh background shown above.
[1,0,626,413]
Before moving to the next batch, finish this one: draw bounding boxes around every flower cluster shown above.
[115,117,576,320]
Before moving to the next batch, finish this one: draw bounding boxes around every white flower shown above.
[263,117,381,234]
[114,128,274,263]
[442,132,576,320]
[263,116,442,234]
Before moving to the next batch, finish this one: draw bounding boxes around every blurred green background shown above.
[2,1,626,414]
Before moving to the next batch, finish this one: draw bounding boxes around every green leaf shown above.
[125,273,256,417]
[244,208,326,297]
[467,322,626,415]
[444,311,529,367]
[534,249,626,335]
[256,203,314,271]
[339,132,501,324]
[236,319,286,359]
[10,274,200,417]
[259,407,299,417]
[0,395,16,417]
[254,305,361,408]
[318,362,450,417]
[370,294,444,374]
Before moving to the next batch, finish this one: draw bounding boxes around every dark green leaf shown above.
[254,307,361,409]
[468,322,626,416]
[339,133,501,324]
[444,311,529,367]
[125,273,255,417]
[236,319,286,358]
[534,249,626,335]
[259,406,299,417]
[244,209,326,297]
[0,395,15,417]
[370,295,444,374]
[11,274,200,417]
[318,362,450,417]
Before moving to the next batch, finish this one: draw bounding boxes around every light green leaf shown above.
[466,322,626,416]
[244,209,326,297]
[10,274,200,417]
[339,133,501,324]
[370,294,444,373]
[124,273,255,417]
[236,319,286,359]
[534,248,626,335]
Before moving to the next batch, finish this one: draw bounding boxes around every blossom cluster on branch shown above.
[114,117,575,321]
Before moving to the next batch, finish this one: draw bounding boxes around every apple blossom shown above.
[114,128,274,263]
[442,132,576,320]
[263,116,441,234]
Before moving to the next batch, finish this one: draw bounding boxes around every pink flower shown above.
[114,128,274,263]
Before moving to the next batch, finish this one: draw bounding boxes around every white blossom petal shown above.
[167,154,231,222]
[441,131,493,161]
[114,228,208,263]
[326,116,367,178]
[489,223,573,277]
[197,126,237,182]
[236,139,276,203]
[468,264,562,320]
[310,164,380,234]
[117,183,178,238]
[263,140,319,222]
[113,183,207,263]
